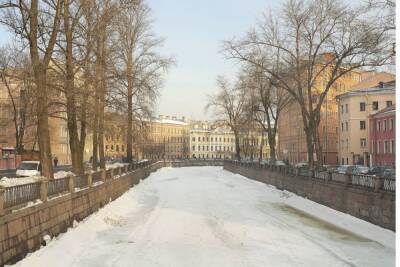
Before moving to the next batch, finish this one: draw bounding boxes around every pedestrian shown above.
[53,156,58,167]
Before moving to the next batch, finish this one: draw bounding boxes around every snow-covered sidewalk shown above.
[12,167,395,267]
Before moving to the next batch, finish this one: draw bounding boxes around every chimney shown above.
[323,52,335,61]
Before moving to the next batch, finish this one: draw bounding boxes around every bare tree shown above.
[224,0,394,168]
[0,47,35,153]
[242,62,290,164]
[112,0,172,163]
[206,76,247,160]
[1,0,64,178]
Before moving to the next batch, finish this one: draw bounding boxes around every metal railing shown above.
[48,177,69,196]
[224,160,395,193]
[351,174,374,188]
[4,182,41,208]
[0,160,158,213]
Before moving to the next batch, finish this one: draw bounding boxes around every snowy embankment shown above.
[11,167,395,267]
[0,171,75,187]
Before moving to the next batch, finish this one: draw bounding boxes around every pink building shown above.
[369,105,395,167]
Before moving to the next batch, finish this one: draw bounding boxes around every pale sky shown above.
[142,0,284,120]
[0,1,284,120]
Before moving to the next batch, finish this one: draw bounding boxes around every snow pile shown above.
[13,167,395,267]
[53,171,75,179]
[0,171,75,187]
[0,176,42,187]
[105,163,128,170]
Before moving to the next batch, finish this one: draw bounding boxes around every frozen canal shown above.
[14,167,395,267]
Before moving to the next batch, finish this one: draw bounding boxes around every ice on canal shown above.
[14,167,395,267]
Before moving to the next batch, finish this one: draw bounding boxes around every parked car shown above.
[16,161,41,177]
[352,165,370,175]
[336,165,355,174]
[274,160,287,166]
[295,162,308,168]
[368,166,390,176]
[382,169,395,179]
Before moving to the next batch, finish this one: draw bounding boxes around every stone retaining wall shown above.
[0,162,163,265]
[224,162,395,231]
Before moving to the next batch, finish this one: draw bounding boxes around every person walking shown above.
[53,156,58,167]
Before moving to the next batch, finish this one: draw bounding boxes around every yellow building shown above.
[336,81,395,166]
[239,124,270,160]
[278,60,364,165]
[135,115,190,160]
[189,121,236,159]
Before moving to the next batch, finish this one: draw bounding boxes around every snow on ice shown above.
[11,167,395,267]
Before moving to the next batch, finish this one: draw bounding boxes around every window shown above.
[122,145,124,152]
[198,137,200,142]
[384,141,390,154]
[360,102,366,111]
[192,137,195,142]
[386,101,392,107]
[384,120,387,131]
[341,105,344,114]
[372,101,379,110]
[378,121,382,131]
[211,146,213,151]
[192,145,195,151]
[360,121,366,130]
[341,123,344,132]
[377,141,381,154]
[390,119,394,130]
[211,137,213,142]
[391,140,395,154]
[345,104,348,113]
[360,138,366,148]
[345,122,348,131]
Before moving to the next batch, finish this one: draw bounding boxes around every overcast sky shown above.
[0,1,284,120]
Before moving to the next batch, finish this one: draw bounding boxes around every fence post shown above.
[68,175,75,193]
[87,173,93,187]
[40,179,48,202]
[0,186,5,216]
[345,172,352,186]
[101,169,106,182]
[374,176,383,192]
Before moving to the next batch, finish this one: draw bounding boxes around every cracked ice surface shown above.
[13,167,395,267]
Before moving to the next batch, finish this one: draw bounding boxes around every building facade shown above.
[135,116,190,160]
[369,105,395,167]
[238,124,270,160]
[189,121,236,159]
[278,66,363,165]
[336,82,395,166]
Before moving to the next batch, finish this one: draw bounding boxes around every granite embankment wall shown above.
[0,162,163,265]
[224,162,395,231]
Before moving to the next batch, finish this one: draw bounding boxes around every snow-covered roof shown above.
[153,119,188,126]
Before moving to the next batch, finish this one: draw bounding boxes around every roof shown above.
[370,104,396,119]
[351,72,395,90]
[336,83,395,100]
[152,119,188,126]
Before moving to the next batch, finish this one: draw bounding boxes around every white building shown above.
[189,122,235,159]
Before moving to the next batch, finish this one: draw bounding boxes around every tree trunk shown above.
[233,129,241,160]
[64,0,83,175]
[268,132,276,164]
[126,53,133,163]
[35,68,54,178]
